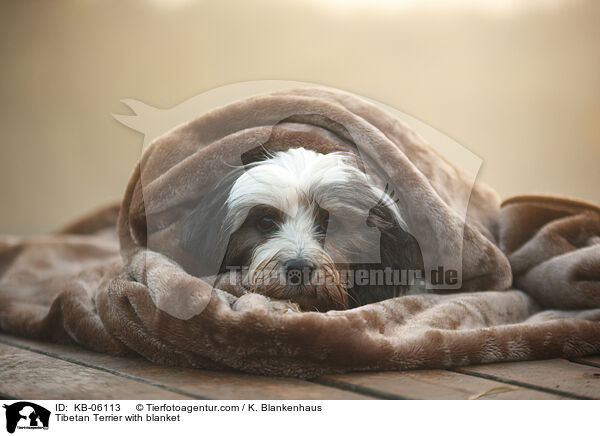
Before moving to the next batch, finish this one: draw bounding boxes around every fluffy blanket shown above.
[1,87,599,378]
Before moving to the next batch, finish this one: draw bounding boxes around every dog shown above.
[180,147,424,311]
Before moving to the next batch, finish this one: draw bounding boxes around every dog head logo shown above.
[2,402,50,434]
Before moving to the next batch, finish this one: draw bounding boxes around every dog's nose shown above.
[283,258,316,286]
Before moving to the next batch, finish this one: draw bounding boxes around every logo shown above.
[2,402,50,434]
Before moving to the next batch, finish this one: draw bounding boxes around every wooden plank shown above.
[571,355,600,368]
[455,359,600,399]
[0,334,371,400]
[318,369,567,400]
[0,343,190,400]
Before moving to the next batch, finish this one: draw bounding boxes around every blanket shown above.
[1,87,599,378]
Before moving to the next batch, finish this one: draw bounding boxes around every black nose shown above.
[283,258,316,286]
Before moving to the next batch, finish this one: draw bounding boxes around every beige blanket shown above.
[1,87,599,377]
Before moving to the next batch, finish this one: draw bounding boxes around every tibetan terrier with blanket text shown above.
[180,147,424,311]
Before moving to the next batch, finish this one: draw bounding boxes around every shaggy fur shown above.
[0,87,599,378]
[179,147,422,312]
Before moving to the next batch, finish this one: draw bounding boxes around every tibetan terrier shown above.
[180,147,423,311]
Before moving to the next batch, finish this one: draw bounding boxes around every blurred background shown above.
[1,0,599,235]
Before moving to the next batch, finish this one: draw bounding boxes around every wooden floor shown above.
[1,333,599,400]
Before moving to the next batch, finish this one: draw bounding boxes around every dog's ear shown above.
[367,189,424,272]
[180,170,242,277]
[379,221,424,273]
[347,189,424,307]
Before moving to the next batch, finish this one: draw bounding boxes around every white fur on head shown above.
[227,148,405,230]
[227,149,357,224]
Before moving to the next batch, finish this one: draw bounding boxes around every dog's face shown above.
[181,147,423,311]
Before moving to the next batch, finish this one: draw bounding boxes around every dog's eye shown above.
[256,216,276,233]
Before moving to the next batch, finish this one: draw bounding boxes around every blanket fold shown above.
[500,196,600,310]
[1,86,599,377]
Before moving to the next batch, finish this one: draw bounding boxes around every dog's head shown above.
[180,147,422,311]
